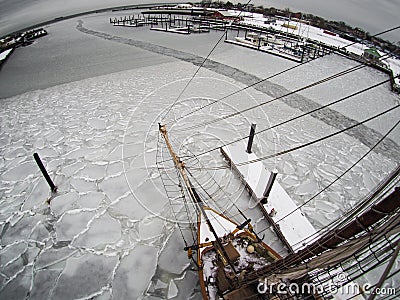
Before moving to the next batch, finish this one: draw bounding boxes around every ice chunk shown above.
[2,161,37,181]
[133,180,169,216]
[65,147,94,160]
[33,138,45,149]
[23,178,49,210]
[138,217,165,240]
[294,178,318,195]
[70,177,97,193]
[0,266,32,300]
[62,161,85,177]
[282,160,296,175]
[78,163,106,181]
[37,147,59,158]
[3,147,26,160]
[106,144,122,161]
[106,161,124,177]
[362,172,377,190]
[55,210,96,241]
[173,270,200,300]
[168,280,179,299]
[30,269,64,300]
[0,242,27,271]
[46,129,64,143]
[51,191,79,215]
[88,117,107,130]
[99,173,130,201]
[52,253,118,300]
[30,221,52,242]
[158,230,190,275]
[155,279,168,290]
[73,213,121,248]
[77,191,105,209]
[113,245,158,299]
[108,194,149,221]
[35,247,76,269]
[48,158,64,171]
[1,214,43,244]
[85,148,110,162]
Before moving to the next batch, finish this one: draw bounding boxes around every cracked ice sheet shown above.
[51,253,118,300]
[0,59,206,299]
[113,245,158,299]
[0,13,399,300]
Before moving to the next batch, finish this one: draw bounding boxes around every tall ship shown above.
[157,121,400,299]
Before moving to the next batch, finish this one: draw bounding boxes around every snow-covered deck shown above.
[150,27,190,35]
[221,143,317,251]
[225,39,303,63]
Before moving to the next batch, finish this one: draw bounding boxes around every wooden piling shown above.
[261,172,277,204]
[246,123,256,154]
[33,153,57,193]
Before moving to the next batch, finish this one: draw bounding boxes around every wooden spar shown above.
[158,124,237,272]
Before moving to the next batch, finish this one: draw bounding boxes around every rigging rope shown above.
[171,104,399,257]
[178,51,394,134]
[165,25,400,127]
[178,64,366,132]
[156,16,400,264]
[186,167,245,231]
[274,118,400,225]
[187,96,400,171]
[241,212,400,292]
[367,241,400,300]
[164,76,397,235]
[185,74,394,161]
[280,167,400,252]
[231,104,399,168]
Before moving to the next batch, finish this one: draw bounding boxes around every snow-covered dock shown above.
[0,48,13,61]
[221,143,317,252]
[225,39,303,63]
[151,27,190,35]
[0,48,14,70]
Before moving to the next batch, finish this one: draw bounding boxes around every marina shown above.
[0,3,399,300]
[106,11,399,89]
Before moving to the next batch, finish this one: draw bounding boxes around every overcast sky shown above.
[0,0,399,42]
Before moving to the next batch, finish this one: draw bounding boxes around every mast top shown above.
[159,123,166,133]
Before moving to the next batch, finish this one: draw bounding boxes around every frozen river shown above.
[0,10,399,300]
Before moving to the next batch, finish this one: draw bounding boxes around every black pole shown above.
[33,153,57,193]
[246,123,256,154]
[261,171,277,204]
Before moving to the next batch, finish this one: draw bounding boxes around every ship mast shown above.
[158,124,237,272]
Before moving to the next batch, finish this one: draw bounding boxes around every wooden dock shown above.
[221,143,317,252]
